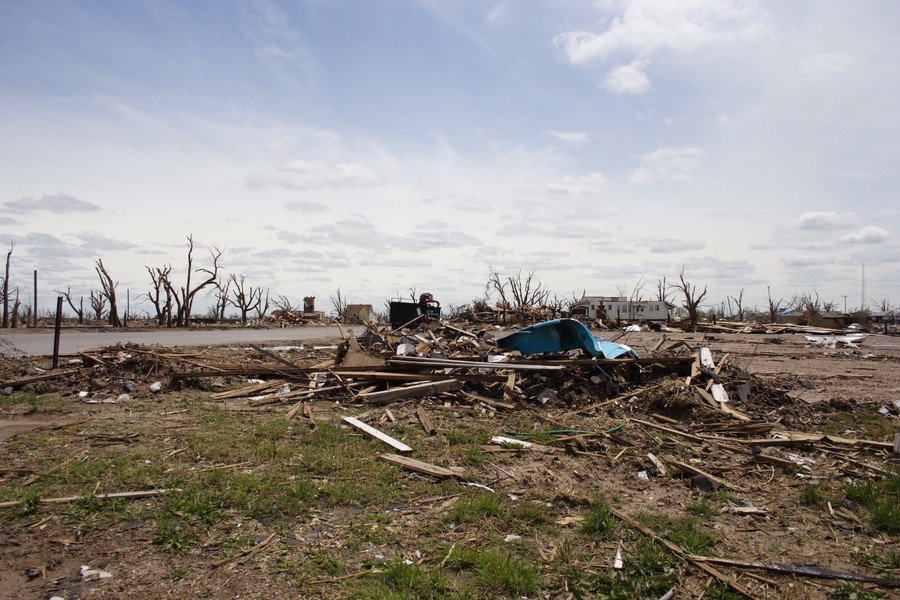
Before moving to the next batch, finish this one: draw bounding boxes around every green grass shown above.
[844,472,900,534]
[0,392,43,413]
[800,483,833,508]
[583,493,617,538]
[450,547,539,597]
[635,512,717,555]
[823,407,897,442]
[581,538,681,599]
[446,492,502,524]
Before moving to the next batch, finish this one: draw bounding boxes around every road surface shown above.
[0,327,347,356]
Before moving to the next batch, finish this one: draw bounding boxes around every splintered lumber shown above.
[379,453,464,479]
[0,488,176,509]
[659,454,748,492]
[388,357,564,371]
[358,379,463,405]
[691,556,900,588]
[461,391,516,410]
[695,387,752,422]
[211,380,286,400]
[416,406,436,435]
[342,416,412,452]
[740,430,894,451]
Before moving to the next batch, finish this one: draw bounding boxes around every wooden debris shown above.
[659,454,748,492]
[358,379,463,405]
[0,488,176,509]
[342,416,411,452]
[0,369,79,389]
[416,406,436,435]
[379,453,464,479]
[691,556,900,588]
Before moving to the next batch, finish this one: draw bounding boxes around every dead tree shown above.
[228,273,264,324]
[765,285,790,324]
[669,267,707,328]
[2,242,12,328]
[507,270,549,322]
[95,259,122,327]
[146,265,175,326]
[57,287,85,324]
[213,276,232,320]
[90,290,107,320]
[255,290,270,320]
[487,266,511,322]
[179,235,222,326]
[728,289,745,321]
[329,287,348,320]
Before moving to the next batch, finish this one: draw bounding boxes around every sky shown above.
[1,0,898,319]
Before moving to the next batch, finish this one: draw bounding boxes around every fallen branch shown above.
[0,488,176,509]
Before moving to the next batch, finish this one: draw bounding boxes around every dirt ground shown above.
[1,328,898,599]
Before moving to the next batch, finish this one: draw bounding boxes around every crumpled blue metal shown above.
[496,318,638,359]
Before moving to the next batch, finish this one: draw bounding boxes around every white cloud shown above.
[2,192,101,214]
[782,255,835,268]
[604,58,651,94]
[839,226,889,244]
[648,238,706,253]
[244,160,383,191]
[554,0,770,64]
[285,200,329,212]
[545,172,607,196]
[546,130,590,145]
[801,52,852,74]
[796,211,855,230]
[628,147,706,184]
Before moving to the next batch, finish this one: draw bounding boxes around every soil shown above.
[1,329,898,599]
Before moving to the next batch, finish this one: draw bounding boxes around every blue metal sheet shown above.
[495,319,638,359]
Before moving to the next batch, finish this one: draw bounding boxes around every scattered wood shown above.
[342,416,412,453]
[0,369,79,389]
[416,406,436,435]
[659,454,748,492]
[0,488,176,509]
[379,453,464,479]
[358,379,463,405]
[691,556,900,589]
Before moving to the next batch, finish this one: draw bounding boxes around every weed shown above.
[704,581,745,599]
[380,559,449,597]
[687,499,717,518]
[843,473,900,534]
[447,492,502,524]
[508,500,553,526]
[13,487,42,518]
[583,493,617,538]
[169,567,187,580]
[845,480,880,508]
[864,547,900,569]
[800,483,831,508]
[0,392,42,413]
[587,538,681,599]
[636,512,717,555]
[829,581,884,599]
[452,547,538,596]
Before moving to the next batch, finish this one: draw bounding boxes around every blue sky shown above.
[1,0,898,317]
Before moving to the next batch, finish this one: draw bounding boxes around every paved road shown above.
[0,326,347,356]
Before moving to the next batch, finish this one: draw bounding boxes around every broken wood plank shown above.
[379,453,464,479]
[461,391,516,410]
[659,454,748,492]
[358,379,463,405]
[416,406,436,435]
[0,488,176,509]
[691,556,900,588]
[211,380,286,400]
[342,416,411,452]
[503,371,516,403]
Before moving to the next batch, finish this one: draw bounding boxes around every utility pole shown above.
[842,295,849,314]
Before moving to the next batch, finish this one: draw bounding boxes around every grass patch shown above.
[450,547,539,597]
[583,493,617,538]
[823,407,897,442]
[447,492,502,524]
[583,538,681,599]
[844,472,900,534]
[800,483,833,508]
[636,512,717,555]
[0,392,43,413]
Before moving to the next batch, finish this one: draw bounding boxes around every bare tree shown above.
[95,259,122,327]
[669,267,708,328]
[228,273,264,324]
[728,289,745,321]
[255,290,270,320]
[329,287,348,320]
[56,286,85,324]
[146,265,175,326]
[871,298,893,312]
[2,242,12,328]
[90,290,107,320]
[272,295,296,313]
[507,270,549,322]
[765,285,790,323]
[487,266,510,322]
[213,276,232,320]
[10,288,20,329]
[177,235,223,327]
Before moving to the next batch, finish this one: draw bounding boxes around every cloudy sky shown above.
[1,0,898,317]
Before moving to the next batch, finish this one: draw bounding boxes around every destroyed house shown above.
[344,304,374,323]
[570,296,674,322]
